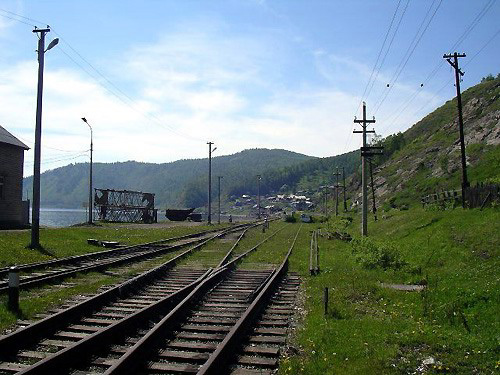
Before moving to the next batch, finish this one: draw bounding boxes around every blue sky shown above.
[0,0,498,174]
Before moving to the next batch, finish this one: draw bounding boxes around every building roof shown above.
[0,125,29,150]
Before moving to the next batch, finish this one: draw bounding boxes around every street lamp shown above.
[81,117,93,224]
[257,175,262,219]
[30,28,58,249]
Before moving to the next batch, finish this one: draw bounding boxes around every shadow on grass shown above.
[25,244,56,258]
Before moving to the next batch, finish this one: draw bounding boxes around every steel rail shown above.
[102,223,291,375]
[0,223,254,293]
[198,224,302,375]
[0,221,251,280]
[0,224,250,359]
[0,222,265,373]
[16,270,213,375]
[99,225,288,374]
[0,225,228,278]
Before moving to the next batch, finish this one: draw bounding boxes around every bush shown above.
[350,238,407,270]
[284,214,297,223]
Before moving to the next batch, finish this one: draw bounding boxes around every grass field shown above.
[282,206,499,374]
[0,223,225,267]
[0,208,497,374]
[0,223,224,332]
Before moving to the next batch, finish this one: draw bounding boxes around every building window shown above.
[0,175,4,199]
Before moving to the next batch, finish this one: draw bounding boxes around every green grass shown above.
[0,224,225,267]
[281,206,499,374]
[240,222,297,270]
[0,246,188,332]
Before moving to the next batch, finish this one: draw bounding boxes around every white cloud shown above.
[0,15,449,178]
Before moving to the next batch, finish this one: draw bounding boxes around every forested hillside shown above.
[23,149,312,208]
[352,75,500,208]
[181,150,359,207]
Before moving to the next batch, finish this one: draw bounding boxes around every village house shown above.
[0,125,30,228]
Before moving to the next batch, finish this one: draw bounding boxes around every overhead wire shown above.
[344,0,406,155]
[412,26,500,118]
[352,0,403,116]
[24,152,89,166]
[372,0,443,115]
[378,0,497,134]
[364,0,410,104]
[0,8,205,144]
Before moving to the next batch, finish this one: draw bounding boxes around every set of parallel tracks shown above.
[0,221,302,375]
[0,224,252,293]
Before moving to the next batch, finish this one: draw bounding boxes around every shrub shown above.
[350,238,407,270]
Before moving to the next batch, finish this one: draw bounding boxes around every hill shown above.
[350,75,500,208]
[23,149,313,209]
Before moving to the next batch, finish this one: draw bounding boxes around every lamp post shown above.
[217,176,223,225]
[81,118,93,224]
[30,28,58,249]
[257,175,261,219]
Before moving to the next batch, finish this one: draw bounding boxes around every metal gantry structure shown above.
[94,188,157,223]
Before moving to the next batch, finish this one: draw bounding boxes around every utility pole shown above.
[354,102,377,236]
[81,118,93,224]
[30,27,58,249]
[207,142,215,224]
[342,167,347,212]
[368,158,378,221]
[257,175,261,219]
[444,52,468,208]
[217,176,223,225]
[334,167,341,216]
[322,185,328,216]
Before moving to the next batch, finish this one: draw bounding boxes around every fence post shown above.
[323,287,329,316]
[315,230,320,274]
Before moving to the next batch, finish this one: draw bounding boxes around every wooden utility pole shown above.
[30,28,51,249]
[322,186,328,216]
[334,167,341,216]
[257,175,261,219]
[354,102,376,236]
[444,52,469,208]
[342,167,347,212]
[217,176,223,224]
[368,158,377,221]
[207,142,215,224]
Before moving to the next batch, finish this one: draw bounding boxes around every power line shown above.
[373,0,443,114]
[0,8,205,144]
[364,0,410,104]
[412,26,500,118]
[353,0,403,116]
[345,0,407,155]
[24,152,89,166]
[0,12,35,27]
[0,8,45,26]
[378,0,497,133]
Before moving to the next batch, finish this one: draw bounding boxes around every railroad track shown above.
[0,223,254,293]
[0,221,295,374]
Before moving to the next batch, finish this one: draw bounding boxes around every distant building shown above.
[0,125,30,228]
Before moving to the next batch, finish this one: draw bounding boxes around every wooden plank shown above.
[237,355,277,367]
[148,362,199,373]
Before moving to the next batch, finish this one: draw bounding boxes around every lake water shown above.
[32,208,88,228]
[32,209,249,228]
